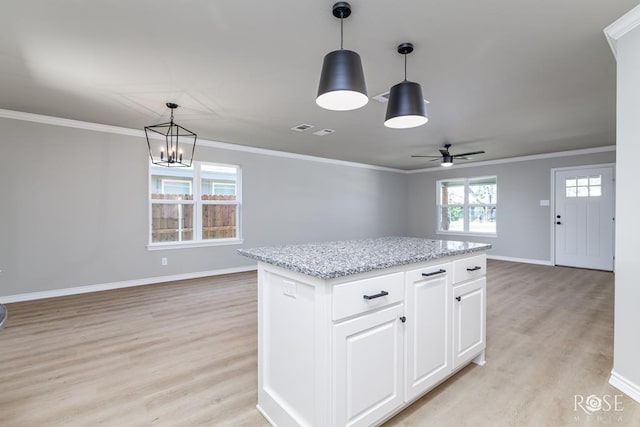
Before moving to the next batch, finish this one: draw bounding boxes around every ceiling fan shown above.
[412,143,486,167]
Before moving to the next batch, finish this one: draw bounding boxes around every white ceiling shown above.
[1,1,636,169]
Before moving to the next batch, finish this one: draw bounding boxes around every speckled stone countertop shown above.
[237,237,491,280]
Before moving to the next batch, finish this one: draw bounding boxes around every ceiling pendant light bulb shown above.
[384,42,428,129]
[316,2,368,111]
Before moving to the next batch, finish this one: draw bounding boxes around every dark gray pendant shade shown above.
[316,2,368,111]
[316,49,368,111]
[384,81,428,128]
[384,43,429,129]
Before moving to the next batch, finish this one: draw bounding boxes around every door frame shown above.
[549,163,616,269]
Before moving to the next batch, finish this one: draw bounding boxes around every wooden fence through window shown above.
[151,194,237,242]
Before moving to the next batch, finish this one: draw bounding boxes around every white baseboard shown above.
[0,265,258,304]
[609,370,640,404]
[486,255,553,266]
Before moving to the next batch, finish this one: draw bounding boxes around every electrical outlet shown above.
[283,280,297,298]
[161,257,168,266]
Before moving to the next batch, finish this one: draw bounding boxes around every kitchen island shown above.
[238,237,491,427]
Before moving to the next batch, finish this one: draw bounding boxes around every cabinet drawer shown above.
[453,254,486,284]
[333,272,404,321]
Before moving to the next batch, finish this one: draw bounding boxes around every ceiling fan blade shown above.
[430,158,441,162]
[411,155,441,158]
[453,150,485,158]
[456,156,470,160]
[439,149,449,156]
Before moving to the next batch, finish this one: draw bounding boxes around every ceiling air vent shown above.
[313,129,335,136]
[291,123,315,132]
[372,91,430,104]
[372,91,391,103]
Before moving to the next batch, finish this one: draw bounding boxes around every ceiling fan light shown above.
[317,50,368,111]
[441,154,454,167]
[384,81,428,129]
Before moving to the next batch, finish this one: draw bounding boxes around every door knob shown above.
[556,221,562,225]
[556,215,561,219]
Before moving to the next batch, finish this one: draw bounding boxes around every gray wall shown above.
[0,118,408,298]
[407,150,615,262]
[0,114,619,300]
[612,21,640,395]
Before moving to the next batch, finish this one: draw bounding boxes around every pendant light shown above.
[145,103,197,167]
[316,2,368,111]
[384,42,428,129]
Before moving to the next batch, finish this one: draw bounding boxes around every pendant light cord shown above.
[340,11,344,49]
[404,54,407,81]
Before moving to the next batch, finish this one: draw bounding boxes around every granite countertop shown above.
[237,236,491,280]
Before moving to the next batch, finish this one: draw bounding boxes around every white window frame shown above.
[436,176,497,238]
[148,161,243,250]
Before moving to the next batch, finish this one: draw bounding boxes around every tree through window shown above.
[437,177,497,235]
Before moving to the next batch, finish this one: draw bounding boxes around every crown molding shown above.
[0,108,144,137]
[405,145,616,174]
[0,108,617,175]
[0,108,404,174]
[604,4,640,59]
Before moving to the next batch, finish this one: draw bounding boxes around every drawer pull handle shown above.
[363,291,389,300]
[456,296,462,302]
[466,266,482,272]
[422,269,447,277]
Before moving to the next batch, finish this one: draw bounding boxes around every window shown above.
[565,175,601,198]
[437,176,497,235]
[149,162,241,248]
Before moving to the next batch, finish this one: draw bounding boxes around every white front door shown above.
[554,167,614,271]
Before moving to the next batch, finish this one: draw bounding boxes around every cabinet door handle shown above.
[422,269,447,277]
[466,266,482,272]
[456,296,462,302]
[400,316,406,323]
[363,290,389,300]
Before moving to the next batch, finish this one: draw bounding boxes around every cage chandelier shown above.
[145,103,197,167]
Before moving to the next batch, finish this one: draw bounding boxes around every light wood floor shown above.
[1,261,638,426]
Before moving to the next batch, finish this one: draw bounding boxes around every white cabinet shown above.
[332,273,404,321]
[452,254,486,284]
[333,304,405,427]
[453,277,486,368]
[404,263,452,401]
[255,252,487,427]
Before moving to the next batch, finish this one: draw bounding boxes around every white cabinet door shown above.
[334,304,404,427]
[453,278,486,368]
[404,264,452,402]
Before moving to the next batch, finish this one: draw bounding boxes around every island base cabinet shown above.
[404,263,452,402]
[453,277,486,369]
[333,304,405,427]
[253,251,487,427]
